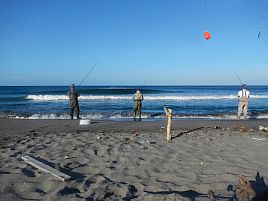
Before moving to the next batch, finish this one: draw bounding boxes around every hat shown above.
[242,84,247,89]
[70,84,75,88]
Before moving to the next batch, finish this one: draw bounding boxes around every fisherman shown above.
[237,84,250,120]
[67,84,81,119]
[133,89,143,121]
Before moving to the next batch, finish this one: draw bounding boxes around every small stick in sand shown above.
[164,107,172,141]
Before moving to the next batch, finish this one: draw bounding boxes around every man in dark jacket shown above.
[133,89,143,121]
[67,84,81,119]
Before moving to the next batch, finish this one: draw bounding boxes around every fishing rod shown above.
[141,79,148,88]
[77,59,100,89]
[234,71,243,85]
[257,0,266,39]
[138,78,149,91]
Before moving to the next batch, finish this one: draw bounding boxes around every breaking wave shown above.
[26,94,268,101]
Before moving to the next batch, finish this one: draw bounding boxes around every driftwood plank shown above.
[21,156,71,182]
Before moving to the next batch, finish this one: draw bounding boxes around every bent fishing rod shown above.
[140,77,150,89]
[77,59,100,90]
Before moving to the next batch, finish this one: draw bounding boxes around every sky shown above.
[0,0,267,86]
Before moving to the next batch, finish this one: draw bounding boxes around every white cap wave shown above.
[26,94,268,101]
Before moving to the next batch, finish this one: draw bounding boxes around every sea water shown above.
[0,85,268,120]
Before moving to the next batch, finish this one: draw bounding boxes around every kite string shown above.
[262,0,266,19]
[260,0,266,28]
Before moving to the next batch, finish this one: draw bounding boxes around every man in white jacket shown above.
[237,84,250,119]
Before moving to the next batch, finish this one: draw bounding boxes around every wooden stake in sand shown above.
[21,156,71,182]
[164,107,172,141]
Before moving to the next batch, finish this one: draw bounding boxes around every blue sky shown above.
[0,0,267,85]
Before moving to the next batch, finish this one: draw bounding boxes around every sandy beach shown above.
[1,118,268,201]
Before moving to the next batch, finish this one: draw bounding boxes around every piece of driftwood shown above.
[207,190,216,201]
[235,175,256,201]
[164,107,172,141]
[21,156,71,182]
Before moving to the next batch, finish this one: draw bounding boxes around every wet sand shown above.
[0,118,268,200]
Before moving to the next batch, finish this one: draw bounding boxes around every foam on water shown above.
[26,113,105,119]
[28,113,70,119]
[110,114,150,119]
[26,94,268,101]
[2,86,268,121]
[7,112,268,120]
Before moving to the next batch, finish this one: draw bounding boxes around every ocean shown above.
[0,85,268,120]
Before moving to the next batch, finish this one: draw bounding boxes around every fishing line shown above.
[257,0,266,39]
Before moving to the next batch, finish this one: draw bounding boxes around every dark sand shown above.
[1,118,268,146]
[0,118,268,200]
